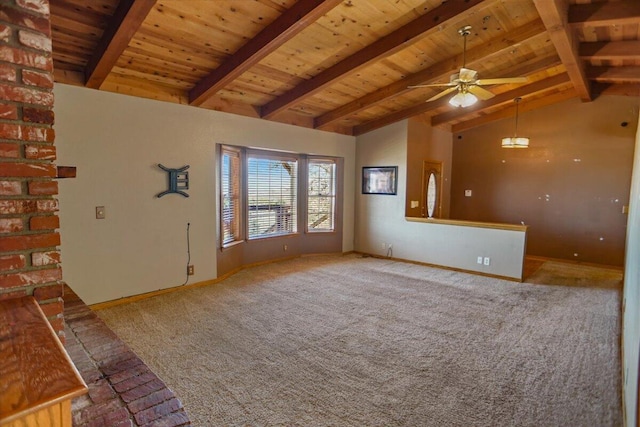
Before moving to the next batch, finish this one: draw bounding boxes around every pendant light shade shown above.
[502,97,529,148]
[501,136,530,148]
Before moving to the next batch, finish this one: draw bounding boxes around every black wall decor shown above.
[362,166,397,195]
[157,164,190,198]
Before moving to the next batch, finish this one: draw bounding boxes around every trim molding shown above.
[525,254,623,271]
[90,278,221,311]
[89,251,618,310]
[354,251,523,282]
[90,252,348,310]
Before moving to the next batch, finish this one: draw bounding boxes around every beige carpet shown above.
[97,254,622,426]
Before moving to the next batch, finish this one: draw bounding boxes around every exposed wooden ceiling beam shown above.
[353,98,450,137]
[579,41,640,60]
[533,0,591,102]
[430,73,571,127]
[587,66,640,83]
[568,0,640,28]
[260,0,490,119]
[593,83,640,97]
[314,19,547,130]
[54,68,85,86]
[490,54,563,85]
[189,0,342,107]
[451,88,577,133]
[84,0,156,89]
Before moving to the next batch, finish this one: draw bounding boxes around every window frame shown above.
[217,146,342,249]
[220,145,243,248]
[306,157,337,233]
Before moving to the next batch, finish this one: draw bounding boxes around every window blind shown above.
[221,147,241,245]
[247,154,298,239]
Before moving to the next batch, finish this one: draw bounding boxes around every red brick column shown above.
[0,0,64,340]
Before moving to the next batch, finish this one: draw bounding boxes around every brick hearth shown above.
[64,286,191,427]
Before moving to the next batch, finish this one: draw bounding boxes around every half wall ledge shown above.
[402,217,528,281]
[405,216,529,232]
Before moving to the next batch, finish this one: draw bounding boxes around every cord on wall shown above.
[181,222,191,286]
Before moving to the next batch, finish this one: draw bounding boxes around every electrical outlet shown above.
[283,244,288,251]
[381,242,386,250]
[483,257,490,266]
[95,206,106,219]
[187,265,194,275]
[477,256,483,264]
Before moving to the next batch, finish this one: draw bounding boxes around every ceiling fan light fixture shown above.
[502,97,529,148]
[449,91,477,108]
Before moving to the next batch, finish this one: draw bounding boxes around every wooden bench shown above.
[0,296,87,427]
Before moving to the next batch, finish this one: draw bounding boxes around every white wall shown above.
[54,84,355,304]
[623,108,640,426]
[355,121,526,279]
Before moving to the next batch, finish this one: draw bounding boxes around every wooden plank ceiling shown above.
[50,0,640,136]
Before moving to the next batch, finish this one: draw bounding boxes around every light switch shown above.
[465,190,472,197]
[96,206,106,219]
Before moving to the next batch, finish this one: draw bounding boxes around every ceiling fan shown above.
[409,25,528,107]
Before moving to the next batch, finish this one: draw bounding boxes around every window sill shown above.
[247,232,299,241]
[221,240,244,250]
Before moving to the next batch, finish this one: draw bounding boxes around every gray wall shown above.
[623,108,640,426]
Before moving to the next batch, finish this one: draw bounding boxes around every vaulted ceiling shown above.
[50,0,640,136]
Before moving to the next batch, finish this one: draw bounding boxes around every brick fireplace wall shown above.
[0,0,64,339]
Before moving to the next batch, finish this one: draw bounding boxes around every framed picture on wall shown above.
[362,166,397,195]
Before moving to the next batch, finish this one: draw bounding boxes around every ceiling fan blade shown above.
[476,77,529,85]
[467,85,495,100]
[458,67,478,83]
[426,86,458,102]
[408,82,456,89]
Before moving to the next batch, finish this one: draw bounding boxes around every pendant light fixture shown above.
[502,97,529,148]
